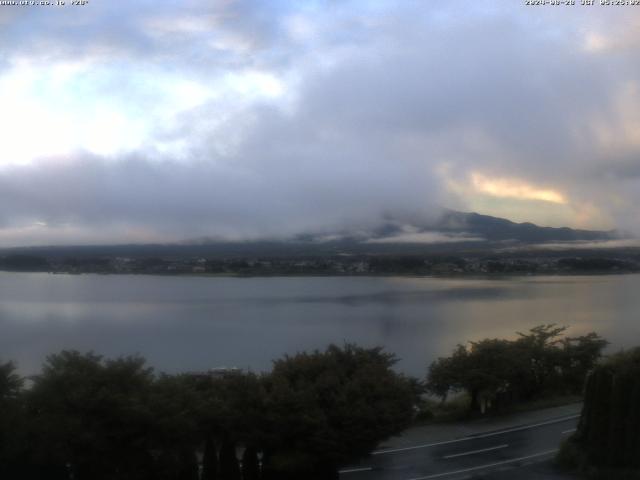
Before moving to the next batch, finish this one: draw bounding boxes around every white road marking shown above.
[338,467,373,474]
[405,449,558,480]
[372,414,579,455]
[442,444,508,459]
[562,428,576,434]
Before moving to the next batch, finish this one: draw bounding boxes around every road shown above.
[339,414,579,480]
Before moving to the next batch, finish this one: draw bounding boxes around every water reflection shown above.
[0,273,638,376]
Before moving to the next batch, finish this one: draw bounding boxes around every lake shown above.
[1,272,639,377]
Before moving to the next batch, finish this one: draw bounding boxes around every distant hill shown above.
[433,210,615,243]
[294,209,616,244]
[0,210,620,259]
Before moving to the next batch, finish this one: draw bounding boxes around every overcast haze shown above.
[0,0,639,246]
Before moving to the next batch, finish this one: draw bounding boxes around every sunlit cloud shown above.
[0,58,288,166]
[582,18,640,55]
[0,61,149,165]
[471,173,567,205]
[584,32,609,53]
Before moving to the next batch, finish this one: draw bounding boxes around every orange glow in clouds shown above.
[471,173,567,204]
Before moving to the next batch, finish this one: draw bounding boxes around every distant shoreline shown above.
[1,249,639,277]
[1,269,639,279]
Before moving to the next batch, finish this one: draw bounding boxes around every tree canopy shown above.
[0,344,417,480]
[263,344,417,478]
[426,325,608,414]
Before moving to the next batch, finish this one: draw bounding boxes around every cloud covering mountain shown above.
[0,1,639,246]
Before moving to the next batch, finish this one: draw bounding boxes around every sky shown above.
[0,0,639,246]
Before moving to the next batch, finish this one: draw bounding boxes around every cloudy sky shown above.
[0,0,639,246]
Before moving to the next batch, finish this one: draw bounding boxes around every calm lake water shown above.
[1,272,639,377]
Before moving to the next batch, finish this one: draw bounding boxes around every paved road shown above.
[339,414,579,480]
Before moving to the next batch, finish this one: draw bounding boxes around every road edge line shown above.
[372,414,579,455]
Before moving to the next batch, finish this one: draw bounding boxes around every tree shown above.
[427,325,608,414]
[0,254,49,271]
[562,347,640,478]
[263,344,417,479]
[0,361,22,400]
[1,344,419,479]
[218,439,241,480]
[27,351,156,480]
[176,449,199,480]
[427,339,521,413]
[513,324,568,397]
[0,361,27,479]
[189,370,267,480]
[208,372,267,447]
[147,374,204,480]
[558,332,609,393]
[241,446,260,480]
[201,433,219,480]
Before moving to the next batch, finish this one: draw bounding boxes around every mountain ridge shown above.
[0,210,621,259]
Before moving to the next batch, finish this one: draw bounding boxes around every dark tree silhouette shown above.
[427,325,608,414]
[263,344,417,478]
[201,434,219,480]
[563,347,640,477]
[218,439,241,480]
[241,446,260,480]
[26,351,156,480]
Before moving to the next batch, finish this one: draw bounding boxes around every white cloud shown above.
[367,232,484,245]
